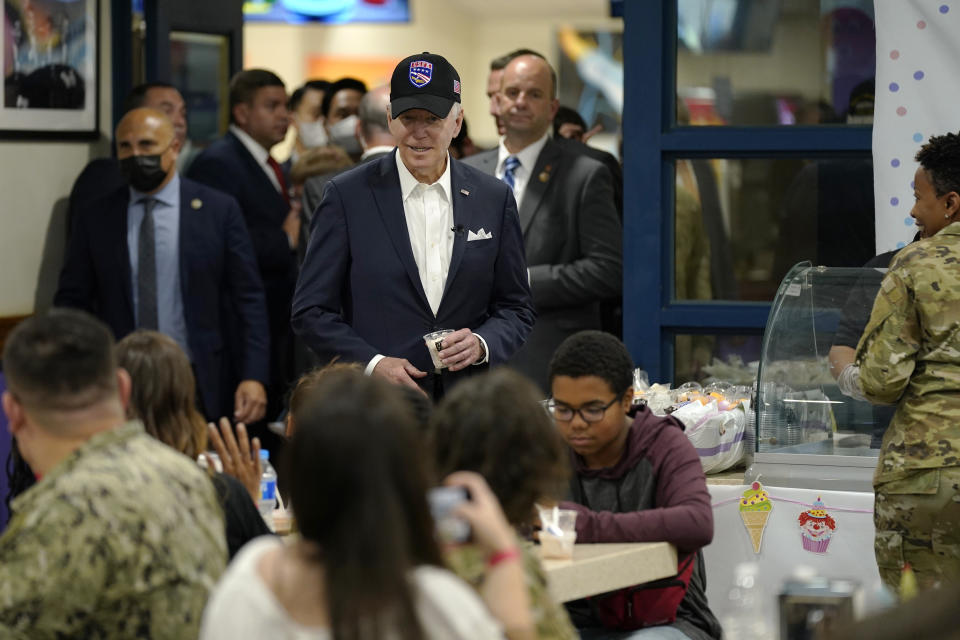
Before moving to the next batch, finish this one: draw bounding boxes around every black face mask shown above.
[119,154,169,192]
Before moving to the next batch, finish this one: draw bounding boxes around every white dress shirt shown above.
[495,132,550,211]
[229,124,283,194]
[365,150,488,375]
[396,150,455,316]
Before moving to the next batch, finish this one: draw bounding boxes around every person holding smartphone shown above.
[200,369,536,640]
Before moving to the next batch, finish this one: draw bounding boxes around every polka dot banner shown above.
[875,3,960,252]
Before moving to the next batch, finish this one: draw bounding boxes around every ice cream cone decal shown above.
[739,482,772,553]
[798,496,836,553]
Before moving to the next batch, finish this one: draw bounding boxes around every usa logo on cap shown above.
[409,60,433,87]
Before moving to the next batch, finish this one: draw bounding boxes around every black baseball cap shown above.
[390,52,461,118]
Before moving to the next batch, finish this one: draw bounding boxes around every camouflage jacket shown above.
[0,421,226,639]
[444,537,578,640]
[857,222,960,483]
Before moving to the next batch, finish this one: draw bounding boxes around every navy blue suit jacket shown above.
[291,152,535,391]
[187,132,297,338]
[54,177,270,420]
[186,131,294,281]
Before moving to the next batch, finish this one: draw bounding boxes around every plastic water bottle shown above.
[720,562,772,640]
[258,450,277,525]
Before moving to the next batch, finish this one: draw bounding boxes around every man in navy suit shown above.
[292,52,535,399]
[55,108,270,423]
[187,69,296,420]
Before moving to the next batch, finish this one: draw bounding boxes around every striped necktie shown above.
[502,155,521,190]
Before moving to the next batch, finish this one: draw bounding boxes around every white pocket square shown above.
[467,228,493,241]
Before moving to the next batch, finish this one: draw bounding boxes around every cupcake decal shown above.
[739,481,772,553]
[797,496,837,553]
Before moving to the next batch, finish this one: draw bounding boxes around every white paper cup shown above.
[423,329,454,371]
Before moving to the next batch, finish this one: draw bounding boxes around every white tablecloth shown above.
[703,485,881,633]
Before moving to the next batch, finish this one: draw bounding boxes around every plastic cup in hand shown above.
[423,329,454,371]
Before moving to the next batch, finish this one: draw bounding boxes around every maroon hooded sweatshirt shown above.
[560,405,721,640]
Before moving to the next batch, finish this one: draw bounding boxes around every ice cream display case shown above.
[746,262,888,492]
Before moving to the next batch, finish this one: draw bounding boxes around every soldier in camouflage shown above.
[0,309,226,638]
[856,132,960,591]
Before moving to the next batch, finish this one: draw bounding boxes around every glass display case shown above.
[746,262,888,491]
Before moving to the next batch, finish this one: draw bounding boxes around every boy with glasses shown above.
[546,330,720,640]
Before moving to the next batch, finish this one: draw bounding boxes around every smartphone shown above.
[427,486,471,544]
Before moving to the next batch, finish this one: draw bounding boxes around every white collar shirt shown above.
[395,149,454,317]
[495,132,549,211]
[229,124,283,194]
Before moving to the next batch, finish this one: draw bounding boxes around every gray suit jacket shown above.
[464,137,622,391]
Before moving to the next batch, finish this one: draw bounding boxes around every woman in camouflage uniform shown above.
[856,132,960,590]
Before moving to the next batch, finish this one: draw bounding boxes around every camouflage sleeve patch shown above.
[857,269,920,403]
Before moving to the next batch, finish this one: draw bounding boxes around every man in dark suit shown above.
[466,52,622,392]
[292,52,535,400]
[55,108,270,423]
[187,69,296,420]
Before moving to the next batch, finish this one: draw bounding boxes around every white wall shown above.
[243,0,621,151]
[0,1,112,316]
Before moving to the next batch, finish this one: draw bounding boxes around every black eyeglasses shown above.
[547,394,623,423]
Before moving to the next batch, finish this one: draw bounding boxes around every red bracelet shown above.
[486,547,521,569]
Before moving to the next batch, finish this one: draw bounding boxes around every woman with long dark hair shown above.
[116,331,270,558]
[200,369,536,640]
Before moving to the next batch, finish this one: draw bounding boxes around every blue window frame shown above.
[621,2,872,383]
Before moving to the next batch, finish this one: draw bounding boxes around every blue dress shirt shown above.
[126,173,191,358]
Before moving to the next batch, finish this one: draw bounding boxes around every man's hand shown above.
[205,417,261,503]
[283,200,302,249]
[372,356,428,395]
[234,379,267,423]
[438,328,483,371]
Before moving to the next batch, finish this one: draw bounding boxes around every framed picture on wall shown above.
[1,0,99,139]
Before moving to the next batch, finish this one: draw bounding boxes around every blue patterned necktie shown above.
[502,155,521,190]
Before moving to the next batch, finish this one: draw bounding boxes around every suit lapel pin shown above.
[191,198,203,210]
[460,188,470,196]
[539,165,552,183]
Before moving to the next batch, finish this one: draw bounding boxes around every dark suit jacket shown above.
[465,137,622,391]
[291,152,536,394]
[54,177,270,420]
[68,158,126,228]
[186,131,297,333]
[563,138,623,219]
